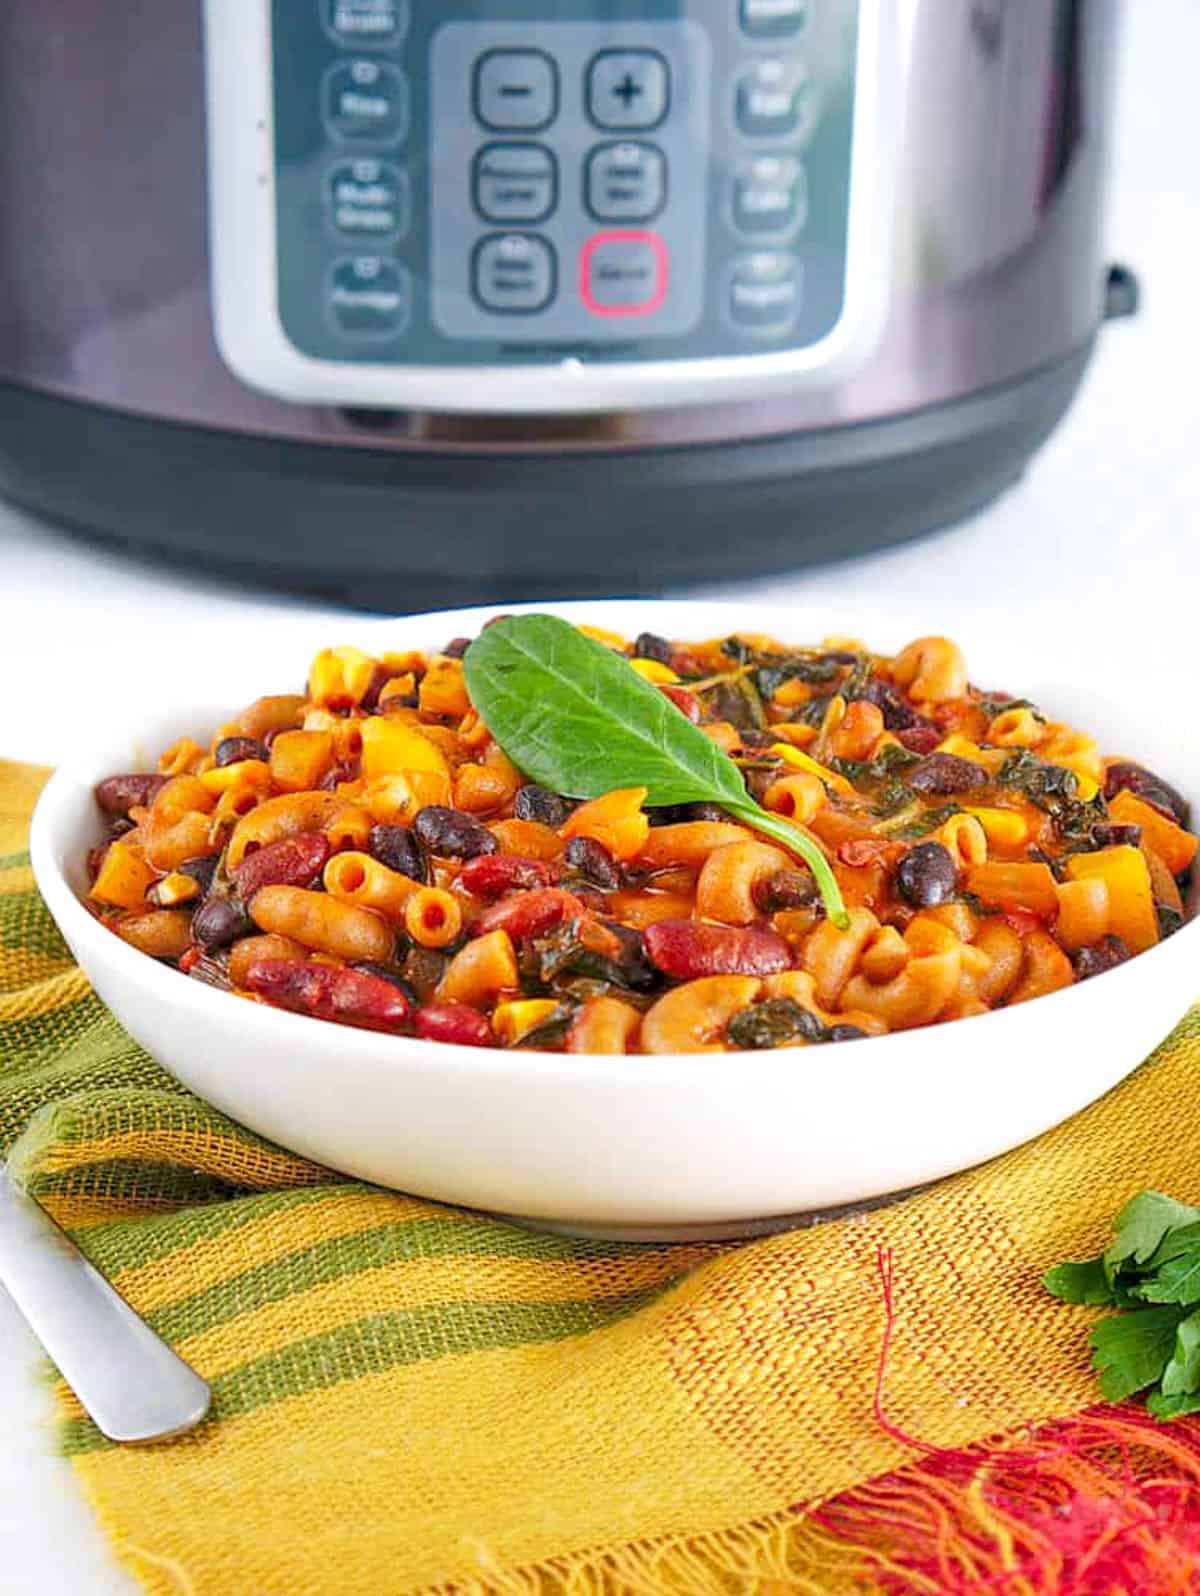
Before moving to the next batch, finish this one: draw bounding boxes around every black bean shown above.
[1103,762,1190,826]
[401,944,449,1001]
[1072,935,1132,981]
[827,1023,868,1043]
[350,961,417,1005]
[727,999,825,1050]
[853,678,918,731]
[564,836,621,890]
[368,824,429,883]
[895,841,958,907]
[756,868,818,913]
[442,637,472,659]
[906,753,988,795]
[514,785,573,828]
[413,806,498,859]
[215,735,267,768]
[178,855,219,892]
[192,896,252,949]
[1090,823,1142,850]
[632,632,674,665]
[648,801,729,826]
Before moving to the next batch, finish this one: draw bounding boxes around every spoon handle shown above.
[0,1169,211,1443]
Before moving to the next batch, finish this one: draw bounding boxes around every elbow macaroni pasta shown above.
[85,623,1194,1052]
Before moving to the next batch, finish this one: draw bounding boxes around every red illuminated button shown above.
[580,230,668,317]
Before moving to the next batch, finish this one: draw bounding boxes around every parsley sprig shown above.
[1045,1191,1200,1418]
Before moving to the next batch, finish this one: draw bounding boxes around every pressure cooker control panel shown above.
[205,0,881,412]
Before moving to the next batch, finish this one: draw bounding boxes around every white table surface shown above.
[2,5,1199,1590]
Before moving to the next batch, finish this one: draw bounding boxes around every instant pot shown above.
[0,2,1130,606]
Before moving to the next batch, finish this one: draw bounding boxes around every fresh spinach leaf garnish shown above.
[464,615,850,927]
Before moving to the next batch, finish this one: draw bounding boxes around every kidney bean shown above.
[659,684,703,723]
[905,753,988,794]
[514,785,574,829]
[319,763,357,792]
[895,841,958,907]
[755,868,818,912]
[473,888,584,941]
[564,836,621,890]
[1090,822,1142,849]
[414,1002,494,1047]
[178,854,219,892]
[643,920,793,979]
[1072,935,1132,981]
[215,735,268,768]
[458,853,556,898]
[94,772,168,817]
[895,724,942,755]
[633,631,674,665]
[244,957,410,1031]
[1103,762,1190,826]
[414,805,499,859]
[192,895,253,950]
[367,824,429,883]
[441,637,473,659]
[234,831,330,901]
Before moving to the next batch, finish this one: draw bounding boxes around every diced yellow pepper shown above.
[362,771,453,824]
[199,759,273,795]
[492,999,561,1045]
[628,657,679,684]
[419,656,472,719]
[962,806,1031,849]
[91,841,157,910]
[1074,774,1100,802]
[360,717,450,780]
[1065,845,1158,954]
[577,625,627,651]
[308,646,376,709]
[1109,791,1198,875]
[769,743,854,795]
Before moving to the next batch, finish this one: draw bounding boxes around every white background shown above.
[2,5,1199,1590]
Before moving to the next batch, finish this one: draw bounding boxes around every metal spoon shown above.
[0,1169,211,1443]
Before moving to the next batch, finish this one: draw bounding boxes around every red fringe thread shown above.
[800,1248,1200,1594]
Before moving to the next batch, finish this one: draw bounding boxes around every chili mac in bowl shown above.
[30,602,1200,1237]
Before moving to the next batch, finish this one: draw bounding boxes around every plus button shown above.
[612,72,643,109]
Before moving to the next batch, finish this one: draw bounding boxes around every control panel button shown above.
[732,158,807,235]
[728,253,802,332]
[473,143,558,224]
[322,0,407,47]
[327,158,408,237]
[586,51,670,132]
[740,0,810,39]
[328,257,411,336]
[472,233,557,313]
[323,60,409,143]
[585,142,667,223]
[474,50,559,132]
[580,230,668,316]
[735,62,811,139]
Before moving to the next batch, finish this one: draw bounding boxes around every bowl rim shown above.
[28,597,1200,1085]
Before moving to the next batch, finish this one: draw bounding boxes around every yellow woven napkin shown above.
[4,758,1199,1594]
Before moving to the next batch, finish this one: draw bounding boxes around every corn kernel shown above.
[962,806,1031,849]
[492,999,561,1045]
[148,871,201,908]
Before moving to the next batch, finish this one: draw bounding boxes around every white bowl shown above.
[29,601,1200,1240]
